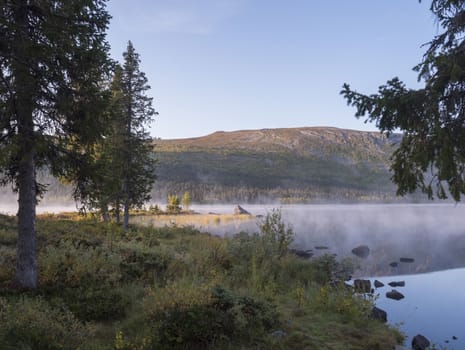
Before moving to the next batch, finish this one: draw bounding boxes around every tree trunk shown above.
[101,204,110,222]
[123,200,130,229]
[115,198,121,223]
[13,1,38,289]
[16,152,37,288]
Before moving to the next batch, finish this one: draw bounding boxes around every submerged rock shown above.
[354,279,371,293]
[412,334,430,350]
[370,306,387,323]
[400,257,415,263]
[351,245,370,259]
[374,280,384,288]
[386,289,404,300]
[233,205,251,215]
[389,262,399,268]
[388,281,405,287]
[314,245,329,250]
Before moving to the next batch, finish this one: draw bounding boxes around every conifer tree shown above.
[342,0,465,201]
[0,0,112,288]
[119,41,157,229]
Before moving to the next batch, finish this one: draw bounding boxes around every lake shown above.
[371,268,465,349]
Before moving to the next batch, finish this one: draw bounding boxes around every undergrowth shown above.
[0,212,403,349]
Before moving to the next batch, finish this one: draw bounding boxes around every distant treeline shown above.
[151,181,419,204]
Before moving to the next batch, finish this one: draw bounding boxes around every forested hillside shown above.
[153,127,405,203]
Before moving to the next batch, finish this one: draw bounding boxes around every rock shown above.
[388,281,405,287]
[233,205,251,215]
[412,334,430,350]
[374,280,384,288]
[386,289,404,300]
[351,245,370,259]
[289,248,313,259]
[314,245,329,250]
[354,279,371,293]
[400,257,415,263]
[370,306,387,323]
[255,214,264,218]
[389,262,399,267]
[271,330,286,338]
[453,335,458,340]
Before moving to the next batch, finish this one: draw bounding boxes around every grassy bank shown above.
[0,212,402,349]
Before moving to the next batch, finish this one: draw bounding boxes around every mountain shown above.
[153,127,404,203]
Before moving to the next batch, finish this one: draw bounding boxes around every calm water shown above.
[371,268,465,349]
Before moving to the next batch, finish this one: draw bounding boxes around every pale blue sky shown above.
[107,0,437,139]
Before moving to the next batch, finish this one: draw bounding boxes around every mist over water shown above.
[189,203,465,276]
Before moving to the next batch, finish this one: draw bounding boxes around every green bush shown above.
[39,241,121,288]
[0,247,15,283]
[118,241,173,284]
[143,283,278,349]
[0,297,92,350]
[259,208,294,258]
[39,241,127,321]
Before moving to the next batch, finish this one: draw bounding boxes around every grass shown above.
[0,212,403,349]
[131,213,254,229]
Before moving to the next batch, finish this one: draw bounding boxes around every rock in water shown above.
[351,245,370,258]
[412,334,430,350]
[370,306,387,323]
[386,289,404,300]
[233,205,251,215]
[400,257,415,263]
[389,262,399,267]
[388,281,405,287]
[374,280,384,288]
[289,249,313,259]
[314,245,329,250]
[354,279,371,293]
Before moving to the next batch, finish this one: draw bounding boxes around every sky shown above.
[106,0,438,140]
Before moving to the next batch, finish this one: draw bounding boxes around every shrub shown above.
[118,241,173,284]
[39,241,127,321]
[166,194,181,213]
[259,208,294,259]
[0,247,15,283]
[0,297,92,350]
[143,283,278,349]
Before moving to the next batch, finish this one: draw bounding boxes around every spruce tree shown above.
[341,0,465,201]
[0,0,112,288]
[120,41,157,229]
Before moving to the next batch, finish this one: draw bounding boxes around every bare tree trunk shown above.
[101,204,110,222]
[14,1,38,289]
[115,198,121,223]
[123,199,129,229]
[16,152,37,288]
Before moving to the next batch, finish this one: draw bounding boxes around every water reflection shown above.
[372,268,465,349]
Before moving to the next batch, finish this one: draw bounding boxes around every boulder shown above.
[289,248,313,259]
[388,281,405,287]
[370,306,387,323]
[400,257,415,263]
[351,245,370,259]
[386,289,404,300]
[389,262,399,267]
[354,279,371,293]
[374,280,384,288]
[412,334,430,350]
[314,245,329,250]
[233,205,251,215]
